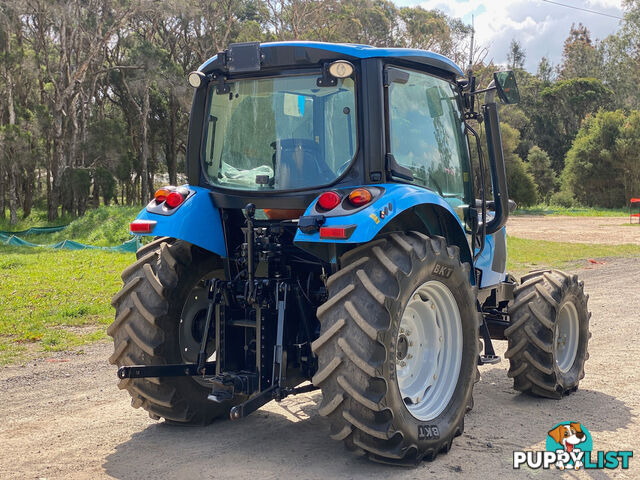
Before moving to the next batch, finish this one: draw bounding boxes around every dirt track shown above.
[1,233,639,479]
[508,216,640,244]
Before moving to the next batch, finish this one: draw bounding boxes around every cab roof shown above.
[199,41,464,77]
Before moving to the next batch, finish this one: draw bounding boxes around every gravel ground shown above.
[508,216,640,244]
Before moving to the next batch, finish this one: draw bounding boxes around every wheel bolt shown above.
[399,361,406,367]
[407,354,413,359]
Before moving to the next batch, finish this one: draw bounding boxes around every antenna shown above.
[467,14,475,80]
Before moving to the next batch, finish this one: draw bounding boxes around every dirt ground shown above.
[1,221,638,479]
[508,216,640,244]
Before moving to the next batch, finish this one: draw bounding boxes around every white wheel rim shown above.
[555,302,579,373]
[396,281,463,421]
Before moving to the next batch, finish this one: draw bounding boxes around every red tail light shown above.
[165,191,185,208]
[130,220,157,234]
[347,188,372,207]
[319,225,356,239]
[317,191,341,211]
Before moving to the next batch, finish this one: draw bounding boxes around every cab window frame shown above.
[199,67,361,194]
[383,64,474,212]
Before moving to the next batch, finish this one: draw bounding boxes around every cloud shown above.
[413,0,623,71]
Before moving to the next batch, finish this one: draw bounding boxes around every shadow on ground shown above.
[103,374,633,480]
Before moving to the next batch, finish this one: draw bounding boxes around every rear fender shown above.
[132,186,227,257]
[294,184,473,271]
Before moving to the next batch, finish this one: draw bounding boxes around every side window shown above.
[388,67,470,210]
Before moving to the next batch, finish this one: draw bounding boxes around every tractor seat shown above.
[272,139,332,189]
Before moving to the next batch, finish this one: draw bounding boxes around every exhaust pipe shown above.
[482,81,510,235]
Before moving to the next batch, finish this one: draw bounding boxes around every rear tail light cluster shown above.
[154,186,188,209]
[316,188,373,212]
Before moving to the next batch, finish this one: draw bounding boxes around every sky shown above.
[395,0,624,72]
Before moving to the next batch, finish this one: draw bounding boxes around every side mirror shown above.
[494,71,520,105]
[425,86,444,118]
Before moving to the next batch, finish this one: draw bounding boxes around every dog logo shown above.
[514,421,632,470]
[546,422,590,470]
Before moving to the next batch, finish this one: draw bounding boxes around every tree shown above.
[562,110,632,208]
[501,124,538,206]
[6,0,631,218]
[526,146,557,203]
[537,56,554,85]
[558,23,602,80]
[536,78,613,171]
[611,110,640,205]
[507,39,526,70]
[599,3,640,110]
[396,7,471,64]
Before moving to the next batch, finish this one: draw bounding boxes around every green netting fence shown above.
[0,232,140,253]
[0,224,69,235]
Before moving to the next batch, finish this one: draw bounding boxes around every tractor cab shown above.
[143,42,516,272]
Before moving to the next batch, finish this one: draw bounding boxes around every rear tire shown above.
[109,237,236,424]
[505,270,590,399]
[313,233,480,465]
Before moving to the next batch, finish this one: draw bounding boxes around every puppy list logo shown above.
[513,421,633,470]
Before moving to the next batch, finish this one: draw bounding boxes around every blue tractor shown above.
[110,42,590,465]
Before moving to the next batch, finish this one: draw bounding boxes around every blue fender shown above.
[133,186,227,258]
[294,183,471,259]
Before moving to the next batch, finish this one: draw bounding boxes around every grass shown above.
[1,205,141,246]
[507,236,640,273]
[0,247,133,365]
[0,208,70,231]
[0,206,140,365]
[513,205,629,217]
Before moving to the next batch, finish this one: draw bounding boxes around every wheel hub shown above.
[179,286,216,365]
[396,334,409,361]
[554,301,579,373]
[396,281,463,421]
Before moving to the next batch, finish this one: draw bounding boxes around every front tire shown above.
[312,233,479,465]
[505,270,590,399]
[108,237,236,424]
